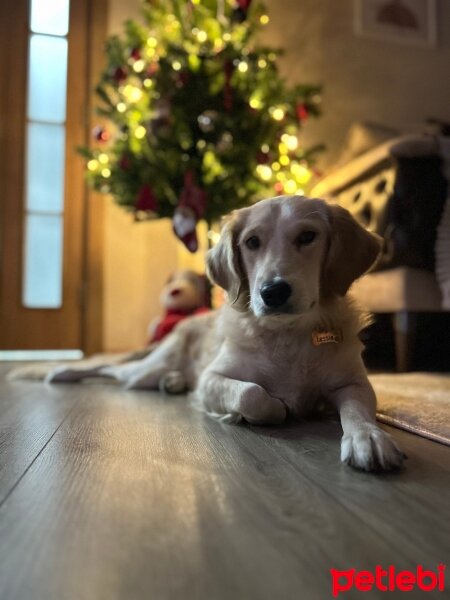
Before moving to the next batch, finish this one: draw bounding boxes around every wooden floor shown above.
[0,364,449,600]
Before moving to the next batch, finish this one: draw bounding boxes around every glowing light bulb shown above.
[249,96,262,109]
[147,37,157,48]
[271,162,280,172]
[117,102,127,112]
[281,134,298,151]
[284,180,297,194]
[271,107,285,121]
[223,33,231,42]
[196,30,207,43]
[143,79,153,88]
[135,126,146,139]
[98,153,109,164]
[292,164,312,184]
[172,61,182,71]
[238,61,248,73]
[101,168,111,178]
[123,85,143,103]
[256,164,273,181]
[87,159,99,171]
[261,144,270,153]
[258,58,267,69]
[279,155,290,166]
[260,15,270,25]
[133,59,145,73]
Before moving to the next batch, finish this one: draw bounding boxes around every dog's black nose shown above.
[260,280,292,308]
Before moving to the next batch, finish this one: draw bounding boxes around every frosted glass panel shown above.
[26,122,65,213]
[23,214,63,308]
[30,0,70,36]
[27,35,68,123]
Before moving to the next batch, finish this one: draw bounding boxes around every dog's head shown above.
[207,196,382,318]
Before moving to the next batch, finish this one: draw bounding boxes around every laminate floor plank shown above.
[0,375,448,600]
[0,368,81,505]
[239,418,450,567]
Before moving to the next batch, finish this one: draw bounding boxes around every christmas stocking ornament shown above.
[173,171,207,252]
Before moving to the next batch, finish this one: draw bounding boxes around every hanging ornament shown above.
[93,126,110,142]
[256,150,270,164]
[197,110,219,133]
[150,98,172,138]
[135,184,159,214]
[237,0,252,9]
[176,70,190,88]
[232,0,252,22]
[146,62,159,77]
[216,132,233,153]
[112,66,128,83]
[130,47,141,60]
[296,103,309,122]
[173,171,207,253]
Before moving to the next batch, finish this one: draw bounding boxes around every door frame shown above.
[0,0,108,355]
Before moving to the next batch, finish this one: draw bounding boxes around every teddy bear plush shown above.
[147,270,210,344]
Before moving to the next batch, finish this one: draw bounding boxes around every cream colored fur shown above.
[9,196,405,472]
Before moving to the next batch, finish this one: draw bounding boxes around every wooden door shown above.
[0,0,106,353]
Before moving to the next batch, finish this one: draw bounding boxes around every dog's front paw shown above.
[239,383,287,425]
[159,371,186,394]
[341,425,406,472]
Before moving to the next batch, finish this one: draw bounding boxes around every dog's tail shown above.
[7,363,60,382]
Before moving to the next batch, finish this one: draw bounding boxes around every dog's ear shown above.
[206,209,249,310]
[321,203,383,298]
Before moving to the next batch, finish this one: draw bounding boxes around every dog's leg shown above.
[330,381,405,472]
[197,372,287,425]
[46,364,109,383]
[101,333,185,390]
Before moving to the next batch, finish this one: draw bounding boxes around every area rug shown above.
[370,373,450,446]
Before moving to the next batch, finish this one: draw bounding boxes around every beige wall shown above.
[262,0,450,166]
[103,0,205,352]
[103,0,450,350]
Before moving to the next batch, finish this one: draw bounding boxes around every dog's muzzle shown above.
[260,279,292,309]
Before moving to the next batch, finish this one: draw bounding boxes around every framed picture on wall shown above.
[354,0,437,46]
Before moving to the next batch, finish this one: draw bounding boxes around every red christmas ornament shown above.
[135,184,159,213]
[130,47,141,60]
[173,171,207,253]
[274,182,284,194]
[296,103,309,122]
[256,150,270,164]
[112,66,128,83]
[237,0,252,10]
[93,126,110,142]
[146,62,159,77]
[176,70,190,88]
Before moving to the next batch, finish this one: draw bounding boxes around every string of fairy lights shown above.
[82,0,322,229]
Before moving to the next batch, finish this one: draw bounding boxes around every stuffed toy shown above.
[147,270,210,344]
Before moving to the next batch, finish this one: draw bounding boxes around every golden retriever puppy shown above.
[10,196,405,471]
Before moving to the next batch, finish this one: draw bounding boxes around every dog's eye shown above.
[245,236,260,250]
[296,230,317,246]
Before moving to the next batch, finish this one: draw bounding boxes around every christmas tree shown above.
[82,0,323,251]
